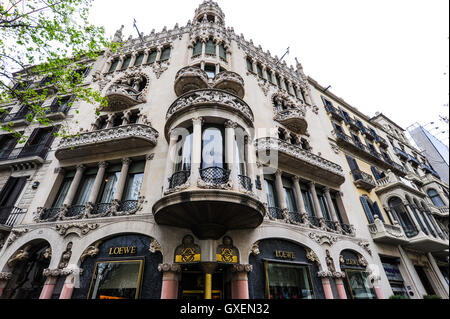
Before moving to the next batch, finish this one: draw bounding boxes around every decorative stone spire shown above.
[112,25,124,43]
[193,0,225,25]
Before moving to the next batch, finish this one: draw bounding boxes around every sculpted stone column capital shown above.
[76,164,86,172]
[224,120,238,129]
[0,272,12,281]
[232,264,253,273]
[122,158,132,166]
[158,263,182,273]
[192,116,204,126]
[98,161,109,169]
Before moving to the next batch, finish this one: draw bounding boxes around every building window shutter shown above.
[371,201,385,223]
[346,155,359,171]
[360,196,375,223]
[371,166,381,180]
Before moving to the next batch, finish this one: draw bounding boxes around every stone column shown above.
[324,188,339,223]
[275,170,287,209]
[427,253,449,298]
[156,46,162,63]
[158,263,181,299]
[114,158,132,201]
[101,58,112,74]
[404,203,425,235]
[373,282,384,299]
[164,130,180,191]
[115,57,124,72]
[105,114,116,129]
[59,268,83,299]
[231,264,252,299]
[87,162,108,205]
[39,270,60,299]
[321,277,334,299]
[143,49,150,65]
[335,278,347,299]
[129,52,137,68]
[308,182,323,219]
[245,136,256,187]
[62,165,86,207]
[292,176,307,222]
[225,121,238,190]
[191,117,203,186]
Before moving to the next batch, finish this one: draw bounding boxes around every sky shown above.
[89,0,449,146]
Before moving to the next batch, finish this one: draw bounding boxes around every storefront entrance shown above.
[340,250,376,299]
[179,263,231,300]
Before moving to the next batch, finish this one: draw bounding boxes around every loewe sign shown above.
[274,250,295,260]
[108,246,137,256]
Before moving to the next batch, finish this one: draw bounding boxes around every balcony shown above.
[325,104,345,122]
[343,116,360,131]
[55,123,159,160]
[103,73,149,111]
[0,206,26,230]
[360,126,376,141]
[407,154,420,167]
[0,144,50,170]
[165,88,254,139]
[37,199,143,222]
[0,107,32,126]
[406,231,449,253]
[255,137,345,187]
[368,217,409,244]
[420,163,440,178]
[375,135,389,148]
[333,130,407,176]
[174,66,209,96]
[212,71,245,99]
[351,169,376,191]
[273,107,308,135]
[375,172,423,197]
[394,147,409,160]
[41,97,71,121]
[153,166,265,240]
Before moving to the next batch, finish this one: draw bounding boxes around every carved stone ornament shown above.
[317,270,333,278]
[59,242,73,269]
[158,263,181,273]
[0,272,12,281]
[308,232,338,246]
[7,244,31,268]
[232,264,253,273]
[325,249,336,273]
[5,229,29,247]
[358,241,372,256]
[305,248,321,266]
[250,241,260,256]
[149,238,162,254]
[103,71,150,111]
[358,255,368,268]
[55,222,99,237]
[80,240,102,263]
[197,177,232,190]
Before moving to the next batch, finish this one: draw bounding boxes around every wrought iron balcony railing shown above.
[267,207,284,220]
[168,170,191,189]
[325,104,345,121]
[351,169,376,191]
[238,175,253,192]
[0,144,50,162]
[199,166,231,185]
[0,206,25,228]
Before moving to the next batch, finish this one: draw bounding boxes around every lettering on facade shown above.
[108,246,137,256]
[274,250,295,260]
[344,258,358,266]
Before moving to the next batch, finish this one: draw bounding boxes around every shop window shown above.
[160,47,171,61]
[147,50,157,64]
[344,269,376,299]
[88,259,144,299]
[265,262,314,299]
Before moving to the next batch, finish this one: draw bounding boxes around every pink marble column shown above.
[231,265,252,299]
[0,273,12,298]
[39,277,57,299]
[335,278,348,299]
[322,277,334,299]
[59,282,74,299]
[374,284,384,299]
[158,263,181,300]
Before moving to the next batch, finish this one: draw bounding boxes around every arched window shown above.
[205,39,216,55]
[388,197,417,237]
[219,43,227,60]
[428,189,445,207]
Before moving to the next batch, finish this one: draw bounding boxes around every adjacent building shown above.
[0,1,448,300]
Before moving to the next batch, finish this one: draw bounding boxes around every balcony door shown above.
[0,176,28,224]
[0,134,18,159]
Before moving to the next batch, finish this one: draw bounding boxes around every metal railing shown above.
[119,200,139,212]
[309,216,321,228]
[168,170,191,189]
[0,206,25,228]
[238,175,253,191]
[289,211,303,224]
[267,207,284,220]
[325,105,345,121]
[0,144,50,161]
[199,167,231,185]
[351,169,376,187]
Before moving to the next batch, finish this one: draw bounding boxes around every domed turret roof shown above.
[194,0,225,25]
